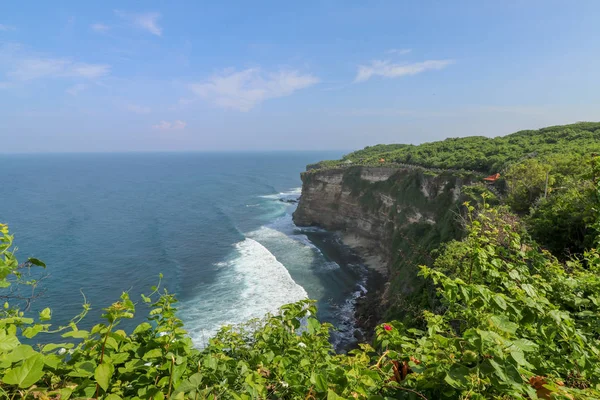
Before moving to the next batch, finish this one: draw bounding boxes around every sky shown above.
[1,0,600,153]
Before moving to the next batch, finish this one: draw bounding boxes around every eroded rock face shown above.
[293,168,394,273]
[294,165,476,331]
[293,166,471,280]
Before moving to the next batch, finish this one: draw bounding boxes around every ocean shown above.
[0,152,368,349]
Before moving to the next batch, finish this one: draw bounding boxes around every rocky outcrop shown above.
[293,165,477,324]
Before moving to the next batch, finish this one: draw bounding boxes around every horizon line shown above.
[0,149,354,156]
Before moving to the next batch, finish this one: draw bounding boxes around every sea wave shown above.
[181,186,363,351]
[181,236,308,347]
[259,187,302,200]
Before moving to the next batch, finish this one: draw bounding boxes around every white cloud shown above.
[126,104,151,114]
[91,23,110,33]
[152,120,186,130]
[0,24,16,31]
[8,58,69,80]
[0,44,111,81]
[115,11,162,36]
[190,68,319,111]
[69,63,111,78]
[355,59,454,83]
[386,48,412,55]
[7,57,111,81]
[66,83,87,96]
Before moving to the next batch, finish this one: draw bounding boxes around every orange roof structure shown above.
[483,173,500,182]
[379,158,385,163]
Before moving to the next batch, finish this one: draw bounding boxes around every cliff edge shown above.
[293,165,479,325]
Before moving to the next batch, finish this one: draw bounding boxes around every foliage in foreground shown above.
[3,198,600,398]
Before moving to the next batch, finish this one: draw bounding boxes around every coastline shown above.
[339,232,388,276]
[337,232,388,344]
[300,228,387,350]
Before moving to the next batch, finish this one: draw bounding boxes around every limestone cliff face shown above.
[294,165,476,320]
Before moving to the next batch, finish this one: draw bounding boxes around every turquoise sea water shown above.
[1,152,368,348]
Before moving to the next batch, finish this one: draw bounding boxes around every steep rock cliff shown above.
[293,165,478,324]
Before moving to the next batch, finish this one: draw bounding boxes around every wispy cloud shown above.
[0,24,16,31]
[66,83,87,96]
[0,43,111,81]
[115,11,162,36]
[8,58,111,81]
[190,68,319,111]
[90,23,110,33]
[152,120,186,130]
[355,59,454,83]
[70,64,111,78]
[126,104,151,114]
[386,48,412,55]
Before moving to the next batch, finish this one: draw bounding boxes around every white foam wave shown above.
[293,233,324,255]
[295,226,327,233]
[235,238,308,311]
[181,237,308,347]
[259,187,302,200]
[322,261,341,271]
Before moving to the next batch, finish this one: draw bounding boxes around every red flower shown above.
[383,324,393,331]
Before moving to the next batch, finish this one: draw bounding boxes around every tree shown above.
[506,158,553,212]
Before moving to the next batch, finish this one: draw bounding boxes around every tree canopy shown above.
[311,122,600,174]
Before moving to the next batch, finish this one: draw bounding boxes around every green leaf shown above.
[143,348,163,359]
[327,389,346,400]
[489,359,522,387]
[2,353,45,388]
[5,345,37,363]
[510,350,532,367]
[444,365,470,389]
[39,307,51,321]
[43,354,61,369]
[307,317,321,334]
[133,322,152,335]
[62,329,89,339]
[175,372,203,393]
[42,343,73,353]
[108,352,130,365]
[94,362,114,392]
[521,283,536,298]
[141,294,152,303]
[310,372,328,393]
[105,395,122,400]
[492,294,507,310]
[105,336,119,350]
[67,361,96,378]
[490,315,518,335]
[58,388,73,400]
[0,329,20,352]
[512,339,537,352]
[22,324,44,339]
[149,308,163,316]
[27,258,46,268]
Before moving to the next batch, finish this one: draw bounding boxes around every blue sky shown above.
[1,1,600,152]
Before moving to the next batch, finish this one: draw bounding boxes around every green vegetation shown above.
[4,123,600,398]
[4,188,600,398]
[310,122,600,174]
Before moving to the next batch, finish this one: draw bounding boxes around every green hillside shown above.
[312,122,600,174]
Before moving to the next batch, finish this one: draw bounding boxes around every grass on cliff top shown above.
[309,122,600,174]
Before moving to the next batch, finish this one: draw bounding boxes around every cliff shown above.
[293,165,480,325]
